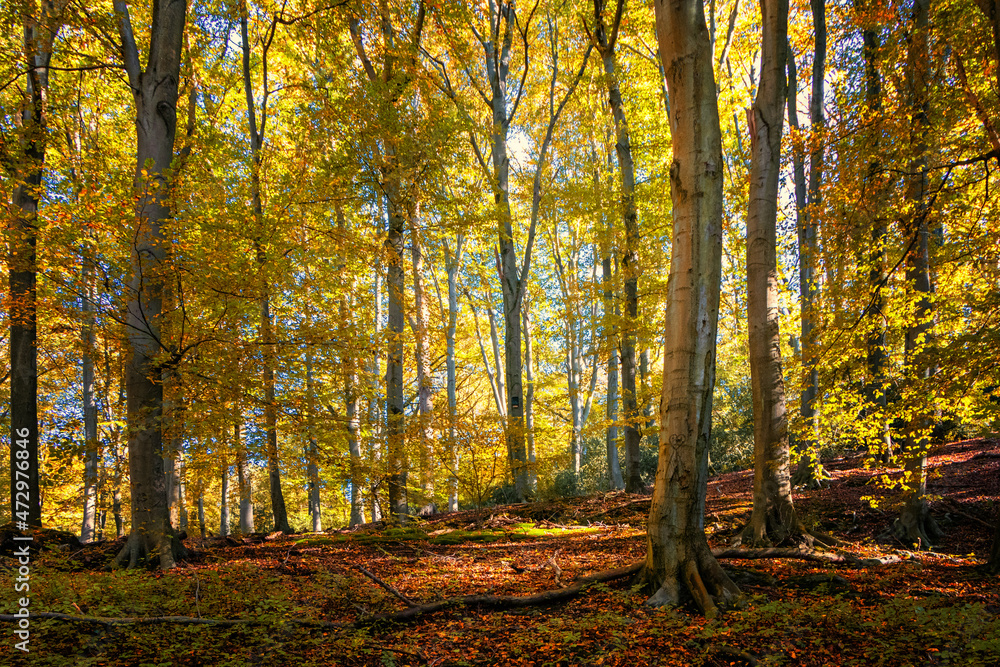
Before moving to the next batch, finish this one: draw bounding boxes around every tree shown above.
[240,2,291,534]
[8,0,69,529]
[592,0,642,493]
[741,0,815,547]
[894,0,942,548]
[114,0,188,569]
[641,0,740,616]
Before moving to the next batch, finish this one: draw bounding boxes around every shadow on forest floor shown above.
[2,438,998,666]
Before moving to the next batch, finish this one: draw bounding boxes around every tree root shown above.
[893,498,944,549]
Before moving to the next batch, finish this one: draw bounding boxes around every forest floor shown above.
[2,438,999,666]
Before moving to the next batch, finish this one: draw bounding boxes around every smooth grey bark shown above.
[220,462,230,537]
[235,422,254,534]
[368,211,384,524]
[896,0,942,548]
[240,7,290,534]
[114,0,188,569]
[9,0,67,529]
[742,0,811,547]
[410,215,436,514]
[444,235,465,511]
[642,0,740,616]
[593,0,640,493]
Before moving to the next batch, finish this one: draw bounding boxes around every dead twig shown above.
[355,564,419,607]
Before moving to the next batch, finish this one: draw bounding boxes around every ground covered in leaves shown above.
[2,438,999,666]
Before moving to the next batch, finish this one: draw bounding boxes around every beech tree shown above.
[641,0,740,616]
[113,0,188,569]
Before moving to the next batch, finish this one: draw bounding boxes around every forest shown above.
[1,0,999,663]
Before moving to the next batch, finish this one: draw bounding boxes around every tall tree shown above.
[240,3,291,534]
[114,0,188,568]
[349,0,426,521]
[741,0,812,546]
[592,0,642,493]
[444,233,465,511]
[642,0,740,616]
[895,0,942,548]
[8,0,69,529]
[411,212,436,513]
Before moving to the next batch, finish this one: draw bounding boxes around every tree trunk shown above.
[235,422,254,534]
[240,7,291,535]
[602,250,624,491]
[385,181,408,521]
[197,490,206,541]
[411,212,436,514]
[81,249,99,542]
[305,348,323,532]
[858,8,893,463]
[220,460,230,537]
[445,236,465,511]
[114,0,188,570]
[594,0,642,493]
[742,0,811,547]
[895,0,941,548]
[10,1,66,530]
[338,206,365,527]
[643,0,740,616]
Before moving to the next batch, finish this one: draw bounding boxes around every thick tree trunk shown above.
[411,215,436,514]
[594,0,642,493]
[114,0,188,570]
[643,0,740,616]
[235,422,254,534]
[10,2,65,529]
[197,491,206,540]
[337,207,365,528]
[895,0,942,549]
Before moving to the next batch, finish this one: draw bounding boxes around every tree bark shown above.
[337,203,365,528]
[235,422,254,534]
[411,212,436,514]
[445,236,465,510]
[643,0,741,616]
[306,348,323,532]
[741,0,812,547]
[220,459,230,537]
[10,0,67,530]
[522,300,537,493]
[81,245,99,542]
[895,0,941,548]
[594,0,642,494]
[114,0,188,569]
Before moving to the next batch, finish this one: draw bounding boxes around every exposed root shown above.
[114,530,187,570]
[893,498,944,549]
[712,546,899,567]
[642,547,741,617]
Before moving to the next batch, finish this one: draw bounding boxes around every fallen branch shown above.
[355,564,418,607]
[356,561,644,626]
[712,547,900,567]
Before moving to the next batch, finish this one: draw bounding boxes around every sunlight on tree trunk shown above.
[642,0,741,617]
